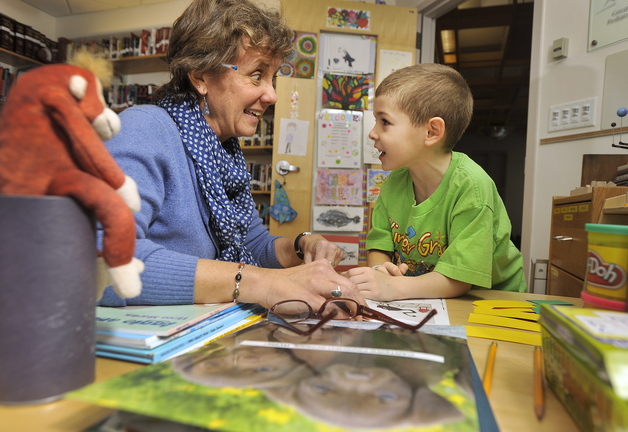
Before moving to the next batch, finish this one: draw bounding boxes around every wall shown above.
[521,0,628,280]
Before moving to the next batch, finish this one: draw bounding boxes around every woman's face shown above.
[203,48,282,142]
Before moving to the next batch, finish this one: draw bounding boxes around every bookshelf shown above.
[111,53,168,75]
[0,47,43,70]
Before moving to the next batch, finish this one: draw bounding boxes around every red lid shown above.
[581,290,626,311]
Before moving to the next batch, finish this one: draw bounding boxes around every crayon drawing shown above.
[322,74,374,111]
[316,109,362,168]
[315,168,362,205]
[326,7,370,31]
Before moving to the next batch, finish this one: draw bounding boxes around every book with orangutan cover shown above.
[69,321,498,432]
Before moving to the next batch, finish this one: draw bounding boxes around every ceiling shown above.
[435,0,534,138]
[20,0,177,17]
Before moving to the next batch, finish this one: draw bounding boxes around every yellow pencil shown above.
[534,346,545,420]
[483,341,498,397]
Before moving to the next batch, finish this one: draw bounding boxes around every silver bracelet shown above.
[233,263,244,303]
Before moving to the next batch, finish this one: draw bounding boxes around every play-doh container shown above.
[583,223,628,311]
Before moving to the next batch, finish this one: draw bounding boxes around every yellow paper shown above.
[473,300,535,309]
[466,325,542,346]
[468,313,541,332]
[472,306,539,322]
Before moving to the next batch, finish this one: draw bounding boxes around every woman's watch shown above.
[294,232,311,260]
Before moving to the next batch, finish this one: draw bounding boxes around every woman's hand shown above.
[195,258,364,311]
[259,259,364,311]
[299,234,344,267]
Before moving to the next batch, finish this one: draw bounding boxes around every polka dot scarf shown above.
[159,94,258,266]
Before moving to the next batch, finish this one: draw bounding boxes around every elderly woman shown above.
[98,0,361,309]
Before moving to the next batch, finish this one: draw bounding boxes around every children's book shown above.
[96,305,266,364]
[96,303,251,349]
[69,321,498,432]
[96,302,242,337]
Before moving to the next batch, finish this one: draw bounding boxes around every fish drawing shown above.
[317,209,360,228]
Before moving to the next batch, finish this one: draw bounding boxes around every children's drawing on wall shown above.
[278,30,317,79]
[321,33,376,75]
[326,7,370,31]
[367,169,390,202]
[377,49,413,86]
[362,110,380,164]
[278,118,308,156]
[315,168,362,205]
[313,206,363,232]
[321,234,359,271]
[322,74,374,111]
[317,109,362,168]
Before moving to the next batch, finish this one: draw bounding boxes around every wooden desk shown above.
[0,290,582,432]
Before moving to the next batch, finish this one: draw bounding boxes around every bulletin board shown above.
[270,0,417,250]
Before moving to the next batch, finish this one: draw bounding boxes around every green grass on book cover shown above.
[68,322,485,432]
[95,302,242,337]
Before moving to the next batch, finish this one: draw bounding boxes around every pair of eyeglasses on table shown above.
[268,298,437,336]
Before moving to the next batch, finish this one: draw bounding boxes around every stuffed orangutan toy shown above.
[0,50,143,300]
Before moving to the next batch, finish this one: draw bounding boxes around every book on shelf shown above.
[97,306,266,364]
[69,321,498,432]
[96,302,245,337]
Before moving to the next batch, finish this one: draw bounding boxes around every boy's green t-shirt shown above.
[367,151,526,292]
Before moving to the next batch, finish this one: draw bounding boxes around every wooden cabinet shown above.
[548,186,628,296]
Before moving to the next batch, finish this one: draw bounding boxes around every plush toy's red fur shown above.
[0,62,143,299]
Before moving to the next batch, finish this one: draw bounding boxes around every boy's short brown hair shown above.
[375,63,473,150]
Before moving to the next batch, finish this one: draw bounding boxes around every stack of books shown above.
[96,302,266,364]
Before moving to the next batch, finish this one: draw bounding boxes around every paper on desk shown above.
[473,306,540,322]
[365,298,450,325]
[468,312,542,332]
[473,300,535,309]
[466,325,542,346]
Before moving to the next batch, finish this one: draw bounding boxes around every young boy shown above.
[345,63,526,300]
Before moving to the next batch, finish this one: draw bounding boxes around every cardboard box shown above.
[540,305,628,432]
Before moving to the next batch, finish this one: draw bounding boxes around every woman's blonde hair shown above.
[154,0,293,102]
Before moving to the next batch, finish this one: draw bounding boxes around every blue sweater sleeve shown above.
[97,106,281,306]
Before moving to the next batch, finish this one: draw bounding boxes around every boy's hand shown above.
[342,265,404,302]
[373,262,408,276]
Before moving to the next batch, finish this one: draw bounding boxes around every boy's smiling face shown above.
[368,94,429,172]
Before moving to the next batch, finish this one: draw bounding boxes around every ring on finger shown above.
[331,285,342,298]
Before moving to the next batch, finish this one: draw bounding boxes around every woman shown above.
[98,0,360,309]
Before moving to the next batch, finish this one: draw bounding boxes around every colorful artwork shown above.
[279,30,317,79]
[326,7,370,30]
[367,168,390,202]
[316,109,362,168]
[322,74,374,111]
[315,168,363,205]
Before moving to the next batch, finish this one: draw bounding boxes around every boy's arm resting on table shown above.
[345,261,471,300]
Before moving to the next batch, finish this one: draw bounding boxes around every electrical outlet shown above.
[548,97,596,132]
